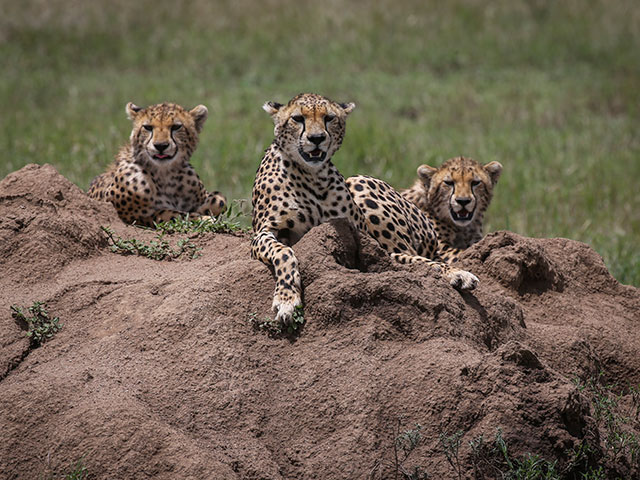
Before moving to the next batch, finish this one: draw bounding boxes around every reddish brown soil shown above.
[1,164,639,479]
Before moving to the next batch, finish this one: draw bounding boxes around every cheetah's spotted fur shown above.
[88,102,226,226]
[251,93,479,324]
[400,156,502,261]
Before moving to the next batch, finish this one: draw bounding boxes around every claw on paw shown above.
[274,303,295,325]
[272,294,302,326]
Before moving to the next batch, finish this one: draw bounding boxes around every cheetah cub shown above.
[251,93,479,325]
[88,102,226,226]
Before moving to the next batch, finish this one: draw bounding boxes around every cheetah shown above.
[251,93,479,324]
[399,157,502,261]
[88,102,226,226]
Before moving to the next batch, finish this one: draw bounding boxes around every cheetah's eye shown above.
[171,124,183,131]
[324,114,336,123]
[143,125,153,132]
[444,180,454,187]
[291,115,305,123]
[471,180,481,187]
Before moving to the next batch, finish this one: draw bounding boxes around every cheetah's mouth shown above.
[299,147,327,164]
[450,207,475,223]
[152,153,175,161]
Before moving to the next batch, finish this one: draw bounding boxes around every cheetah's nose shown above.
[308,134,326,146]
[154,142,170,153]
[456,197,472,207]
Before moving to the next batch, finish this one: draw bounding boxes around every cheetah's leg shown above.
[437,242,465,264]
[390,253,478,290]
[197,191,227,217]
[251,230,302,324]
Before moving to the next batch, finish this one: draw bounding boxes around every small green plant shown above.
[469,433,487,478]
[495,428,560,480]
[247,306,305,336]
[151,203,249,235]
[40,457,88,480]
[470,428,562,479]
[62,458,88,480]
[579,466,605,479]
[574,373,640,472]
[11,302,62,347]
[439,430,463,480]
[370,420,429,480]
[290,305,305,333]
[562,440,594,477]
[102,226,200,261]
[247,312,283,335]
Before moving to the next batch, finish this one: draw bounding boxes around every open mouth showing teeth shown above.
[299,148,327,163]
[450,208,474,222]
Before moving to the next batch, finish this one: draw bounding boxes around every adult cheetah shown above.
[251,93,478,324]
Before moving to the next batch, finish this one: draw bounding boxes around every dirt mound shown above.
[1,165,639,479]
[0,164,120,281]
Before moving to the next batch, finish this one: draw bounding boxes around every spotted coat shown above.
[88,102,226,226]
[251,93,479,324]
[400,156,502,261]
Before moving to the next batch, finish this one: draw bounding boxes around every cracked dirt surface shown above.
[0,164,639,479]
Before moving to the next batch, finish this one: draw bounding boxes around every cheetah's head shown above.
[263,93,355,169]
[126,102,208,164]
[418,156,502,227]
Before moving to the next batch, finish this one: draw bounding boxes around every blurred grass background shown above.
[1,0,638,285]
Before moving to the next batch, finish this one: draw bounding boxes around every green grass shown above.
[150,204,249,235]
[101,225,202,260]
[40,456,88,480]
[463,374,640,478]
[1,0,638,284]
[371,420,430,480]
[101,212,246,260]
[574,373,640,472]
[469,428,603,479]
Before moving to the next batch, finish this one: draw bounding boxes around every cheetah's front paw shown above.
[446,269,479,290]
[272,292,302,325]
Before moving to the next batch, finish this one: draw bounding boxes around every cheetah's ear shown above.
[126,102,143,120]
[483,161,503,185]
[263,101,283,116]
[339,102,356,115]
[189,105,209,133]
[417,164,438,187]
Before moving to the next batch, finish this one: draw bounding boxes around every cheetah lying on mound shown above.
[251,93,479,324]
[399,157,502,261]
[88,102,226,226]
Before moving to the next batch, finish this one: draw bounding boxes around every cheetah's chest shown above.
[268,177,351,245]
[433,221,481,249]
[152,174,199,212]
